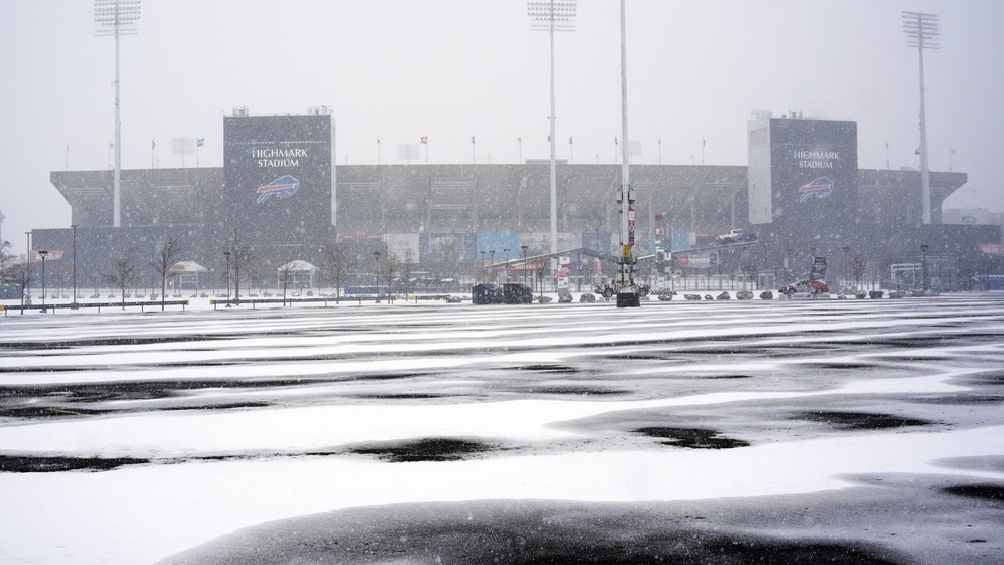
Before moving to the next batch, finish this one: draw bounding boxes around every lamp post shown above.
[222,250,231,303]
[902,11,940,225]
[521,245,529,287]
[95,0,141,228]
[22,231,31,313]
[71,224,79,308]
[38,250,49,313]
[841,245,850,292]
[504,248,510,282]
[528,0,576,266]
[232,229,240,306]
[373,250,382,300]
[920,243,929,292]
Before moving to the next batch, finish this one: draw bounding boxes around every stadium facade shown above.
[29,111,1001,291]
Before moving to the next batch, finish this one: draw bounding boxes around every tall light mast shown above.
[95,0,141,228]
[616,0,638,307]
[528,0,576,263]
[902,11,940,225]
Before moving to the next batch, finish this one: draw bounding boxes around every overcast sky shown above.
[3,0,1001,252]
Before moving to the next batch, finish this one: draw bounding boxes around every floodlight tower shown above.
[615,0,638,307]
[902,11,939,225]
[95,0,141,228]
[528,0,576,263]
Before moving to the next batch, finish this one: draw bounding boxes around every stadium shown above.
[28,110,1001,293]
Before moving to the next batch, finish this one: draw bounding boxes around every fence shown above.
[2,300,189,316]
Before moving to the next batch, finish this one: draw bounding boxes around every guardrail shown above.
[209,294,454,310]
[2,299,190,316]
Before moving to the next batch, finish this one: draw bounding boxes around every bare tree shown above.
[322,241,352,301]
[151,238,182,311]
[0,241,18,286]
[233,244,255,297]
[430,239,460,281]
[401,248,415,292]
[382,252,400,299]
[0,241,27,304]
[104,258,138,310]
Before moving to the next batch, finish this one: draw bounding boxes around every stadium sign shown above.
[252,148,308,168]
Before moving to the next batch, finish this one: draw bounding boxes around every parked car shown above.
[715,228,757,244]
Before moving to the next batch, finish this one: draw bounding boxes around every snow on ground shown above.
[1,295,1003,564]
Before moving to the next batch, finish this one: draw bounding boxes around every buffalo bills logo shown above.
[797,176,833,202]
[256,175,300,204]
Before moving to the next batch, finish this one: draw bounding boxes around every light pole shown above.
[38,250,49,313]
[22,231,31,313]
[521,245,529,287]
[95,0,141,228]
[373,250,382,300]
[841,245,850,292]
[616,0,639,307]
[528,0,576,265]
[222,250,231,302]
[504,247,510,282]
[232,229,240,306]
[902,11,940,225]
[920,243,930,291]
[72,224,79,308]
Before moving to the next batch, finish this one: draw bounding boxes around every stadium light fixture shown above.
[95,0,142,228]
[901,10,939,225]
[528,0,576,262]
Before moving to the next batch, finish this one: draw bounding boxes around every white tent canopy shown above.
[167,261,208,290]
[168,261,208,274]
[277,260,318,289]
[277,260,318,273]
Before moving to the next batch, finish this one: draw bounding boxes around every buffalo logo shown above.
[797,176,833,202]
[256,175,300,204]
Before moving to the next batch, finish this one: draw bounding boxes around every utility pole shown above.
[616,0,638,307]
[902,11,940,225]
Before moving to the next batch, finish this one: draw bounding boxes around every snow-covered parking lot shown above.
[2,295,1003,564]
